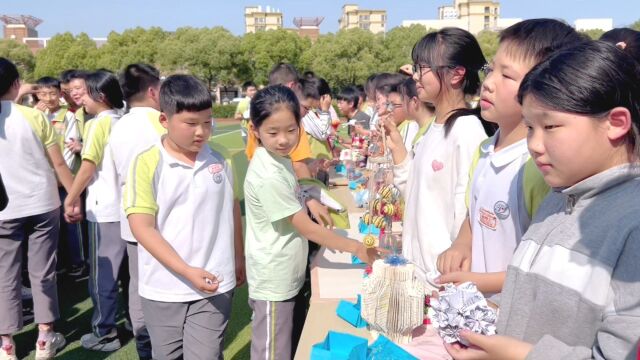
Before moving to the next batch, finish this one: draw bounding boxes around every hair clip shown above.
[616,41,627,50]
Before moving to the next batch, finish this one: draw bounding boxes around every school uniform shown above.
[124,139,236,360]
[47,107,85,269]
[244,147,307,360]
[0,101,61,333]
[108,107,164,358]
[467,132,549,273]
[81,109,126,338]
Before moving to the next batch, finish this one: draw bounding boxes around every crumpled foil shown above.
[429,282,497,345]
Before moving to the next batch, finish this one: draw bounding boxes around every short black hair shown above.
[120,63,160,102]
[250,85,300,129]
[337,86,360,109]
[85,70,125,109]
[300,76,331,100]
[159,75,212,117]
[375,73,406,97]
[0,57,19,113]
[600,28,640,65]
[242,81,257,91]
[60,69,79,84]
[36,76,61,90]
[268,63,300,86]
[499,19,587,65]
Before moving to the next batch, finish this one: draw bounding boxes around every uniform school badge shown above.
[208,163,224,184]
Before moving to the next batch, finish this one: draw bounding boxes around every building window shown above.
[359,14,370,22]
[484,6,490,13]
[255,17,265,24]
[256,25,266,32]
[381,15,386,23]
[359,23,370,30]
[484,15,490,29]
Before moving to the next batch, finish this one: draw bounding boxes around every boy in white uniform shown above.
[109,63,164,359]
[125,75,244,360]
[436,19,586,292]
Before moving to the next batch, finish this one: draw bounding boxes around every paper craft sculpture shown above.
[310,331,368,360]
[361,260,425,344]
[337,295,368,328]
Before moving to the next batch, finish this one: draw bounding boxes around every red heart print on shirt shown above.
[432,160,444,172]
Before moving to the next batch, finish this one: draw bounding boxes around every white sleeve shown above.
[393,154,412,197]
[451,119,487,240]
[403,122,420,153]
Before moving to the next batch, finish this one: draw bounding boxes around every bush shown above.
[212,104,237,119]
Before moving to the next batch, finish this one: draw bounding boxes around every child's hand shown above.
[35,101,48,112]
[307,198,334,228]
[435,271,475,286]
[65,138,83,153]
[320,94,332,112]
[354,243,388,265]
[235,255,246,287]
[437,242,472,274]
[63,197,83,223]
[445,331,532,360]
[184,266,221,294]
[378,116,403,152]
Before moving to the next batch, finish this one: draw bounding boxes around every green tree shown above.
[33,32,98,78]
[300,28,386,89]
[383,24,432,71]
[630,19,640,31]
[239,29,311,85]
[579,29,605,40]
[0,39,35,80]
[159,27,240,89]
[476,30,500,61]
[96,27,168,71]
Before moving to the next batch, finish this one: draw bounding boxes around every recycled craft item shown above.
[429,282,497,345]
[361,260,425,344]
[363,234,377,248]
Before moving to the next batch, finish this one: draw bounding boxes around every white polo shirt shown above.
[0,101,60,220]
[82,109,122,222]
[109,107,165,242]
[124,139,236,302]
[469,132,533,273]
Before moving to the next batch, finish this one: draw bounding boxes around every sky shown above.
[2,0,637,38]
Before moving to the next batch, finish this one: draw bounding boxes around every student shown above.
[108,63,165,360]
[436,20,585,293]
[60,69,80,111]
[245,85,378,360]
[124,75,243,360]
[447,39,640,360]
[244,63,332,227]
[0,57,79,360]
[35,76,87,277]
[235,81,257,145]
[300,76,334,161]
[397,78,435,148]
[382,28,490,274]
[381,83,420,152]
[63,70,125,352]
[337,86,370,137]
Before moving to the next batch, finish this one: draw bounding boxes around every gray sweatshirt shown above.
[495,164,640,360]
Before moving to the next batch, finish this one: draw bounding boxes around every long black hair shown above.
[411,27,494,136]
[0,57,20,113]
[519,40,640,156]
[600,28,640,65]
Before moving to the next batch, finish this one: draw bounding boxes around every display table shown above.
[295,185,452,359]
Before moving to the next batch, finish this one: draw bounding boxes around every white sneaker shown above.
[0,341,18,360]
[80,329,121,352]
[34,332,66,360]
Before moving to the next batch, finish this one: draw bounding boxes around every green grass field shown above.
[14,122,253,360]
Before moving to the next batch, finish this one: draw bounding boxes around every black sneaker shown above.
[68,264,89,281]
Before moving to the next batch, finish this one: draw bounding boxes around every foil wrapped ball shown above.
[381,203,396,216]
[372,215,386,229]
[363,234,377,248]
[362,212,372,225]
